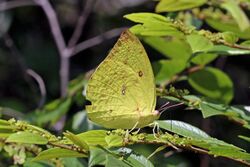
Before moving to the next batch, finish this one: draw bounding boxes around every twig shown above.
[0,0,125,97]
[26,69,46,108]
[221,41,250,51]
[72,27,126,56]
[0,0,36,11]
[33,0,70,97]
[67,0,96,48]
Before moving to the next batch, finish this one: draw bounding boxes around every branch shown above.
[67,0,97,48]
[72,27,126,56]
[33,0,66,56]
[33,0,70,97]
[26,69,46,108]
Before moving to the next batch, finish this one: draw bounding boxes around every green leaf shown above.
[77,130,108,147]
[221,0,250,31]
[239,135,250,142]
[147,145,167,159]
[114,147,154,167]
[191,53,218,65]
[241,40,250,47]
[72,111,100,133]
[23,160,53,167]
[124,13,183,37]
[188,67,234,104]
[64,131,89,150]
[209,147,250,160]
[0,132,13,138]
[0,119,10,125]
[206,18,250,39]
[200,101,226,118]
[156,0,207,12]
[62,158,88,167]
[143,36,192,60]
[221,31,238,44]
[29,97,72,126]
[33,148,86,161]
[106,155,130,167]
[89,147,106,167]
[157,120,210,139]
[199,101,250,119]
[186,34,214,53]
[105,134,123,148]
[207,45,250,55]
[153,60,186,84]
[124,12,168,24]
[6,131,48,144]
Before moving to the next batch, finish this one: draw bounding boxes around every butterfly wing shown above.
[86,30,158,129]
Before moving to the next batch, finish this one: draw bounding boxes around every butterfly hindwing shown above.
[86,30,158,129]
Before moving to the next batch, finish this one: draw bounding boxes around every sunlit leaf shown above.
[143,36,192,60]
[186,34,214,53]
[157,120,210,139]
[105,134,123,148]
[156,0,207,12]
[6,131,48,145]
[206,18,250,39]
[33,148,86,161]
[124,13,183,37]
[239,135,250,143]
[77,130,108,147]
[221,0,250,31]
[207,45,250,55]
[64,131,89,150]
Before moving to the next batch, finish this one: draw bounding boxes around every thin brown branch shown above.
[67,0,97,48]
[49,141,87,154]
[33,0,66,56]
[72,27,127,56]
[222,41,250,51]
[26,69,46,108]
[33,0,70,97]
[0,0,36,11]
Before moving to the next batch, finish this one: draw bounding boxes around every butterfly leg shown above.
[152,122,160,138]
[124,122,139,143]
[128,121,139,133]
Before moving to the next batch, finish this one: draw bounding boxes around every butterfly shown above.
[85,30,159,129]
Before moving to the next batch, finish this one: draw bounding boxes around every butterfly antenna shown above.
[159,102,170,110]
[158,102,185,116]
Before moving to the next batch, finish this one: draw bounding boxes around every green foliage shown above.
[33,148,87,161]
[188,67,234,104]
[155,0,207,12]
[1,0,250,166]
[221,0,250,31]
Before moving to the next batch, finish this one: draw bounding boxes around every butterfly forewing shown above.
[86,30,157,129]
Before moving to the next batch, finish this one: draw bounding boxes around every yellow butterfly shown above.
[86,30,159,129]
